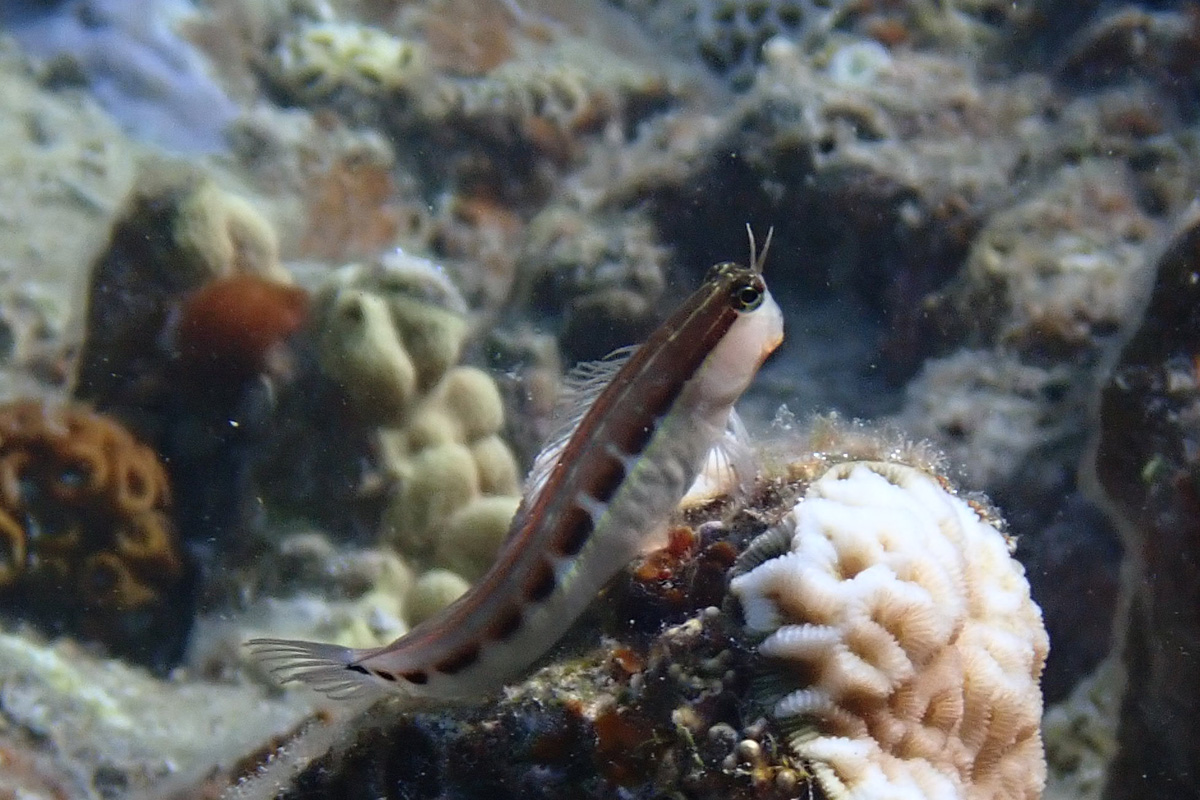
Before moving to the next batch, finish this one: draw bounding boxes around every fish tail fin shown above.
[246,637,382,700]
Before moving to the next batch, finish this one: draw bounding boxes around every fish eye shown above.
[731,277,765,311]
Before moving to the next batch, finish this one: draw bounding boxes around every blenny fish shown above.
[248,235,784,700]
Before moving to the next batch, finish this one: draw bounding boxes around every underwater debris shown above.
[0,399,188,667]
[1088,206,1200,798]
[731,460,1048,800]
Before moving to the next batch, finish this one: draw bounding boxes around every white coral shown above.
[730,461,1048,800]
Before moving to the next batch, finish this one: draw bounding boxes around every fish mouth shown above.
[760,331,784,360]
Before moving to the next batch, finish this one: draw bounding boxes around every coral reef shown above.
[928,160,1156,362]
[74,162,287,422]
[611,0,1024,87]
[253,598,779,800]
[895,350,1075,491]
[0,39,139,313]
[612,0,830,86]
[0,399,188,665]
[610,38,1043,401]
[1056,6,1200,117]
[731,460,1048,800]
[314,252,471,424]
[9,0,1200,794]
[310,252,521,589]
[1042,659,1120,800]
[403,567,471,626]
[71,163,308,557]
[222,425,1047,800]
[264,1,685,198]
[188,532,416,670]
[1087,208,1200,797]
[298,148,416,261]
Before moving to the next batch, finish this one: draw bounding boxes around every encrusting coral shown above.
[0,399,187,665]
[270,21,432,102]
[313,251,522,589]
[731,459,1048,800]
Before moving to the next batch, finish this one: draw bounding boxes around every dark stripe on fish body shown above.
[435,642,481,675]
[523,559,557,603]
[552,503,594,557]
[485,604,523,641]
[402,670,429,685]
[608,418,657,468]
[548,449,628,557]
[590,450,627,503]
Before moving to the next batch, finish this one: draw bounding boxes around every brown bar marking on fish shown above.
[434,643,481,675]
[548,446,630,558]
[485,604,523,642]
[551,503,595,558]
[523,558,557,603]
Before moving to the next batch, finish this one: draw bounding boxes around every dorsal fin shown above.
[523,345,638,501]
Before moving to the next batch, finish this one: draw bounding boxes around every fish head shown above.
[694,263,784,409]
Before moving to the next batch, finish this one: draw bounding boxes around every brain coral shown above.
[0,399,185,662]
[730,460,1048,800]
